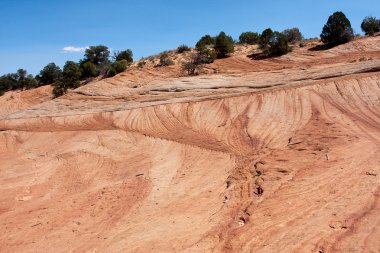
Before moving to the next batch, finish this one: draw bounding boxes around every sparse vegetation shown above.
[158,52,174,66]
[320,11,354,46]
[214,32,234,58]
[2,12,374,98]
[239,32,260,45]
[177,45,191,53]
[182,48,217,75]
[39,45,134,96]
[182,53,203,75]
[137,60,146,68]
[197,48,217,64]
[361,16,380,36]
[282,28,303,44]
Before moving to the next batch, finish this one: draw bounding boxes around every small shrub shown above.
[361,16,380,36]
[137,61,146,68]
[182,53,203,75]
[214,31,234,58]
[177,45,191,53]
[282,28,303,44]
[147,56,155,62]
[158,52,174,66]
[196,48,217,64]
[113,60,129,73]
[52,85,66,98]
[320,11,354,46]
[239,32,260,45]
[107,60,128,77]
[182,49,216,75]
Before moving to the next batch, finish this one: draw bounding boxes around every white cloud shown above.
[62,46,89,53]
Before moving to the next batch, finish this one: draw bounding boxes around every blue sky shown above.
[0,0,379,75]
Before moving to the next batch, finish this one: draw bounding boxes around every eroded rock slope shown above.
[0,37,379,253]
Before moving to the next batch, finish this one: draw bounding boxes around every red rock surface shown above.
[0,37,379,253]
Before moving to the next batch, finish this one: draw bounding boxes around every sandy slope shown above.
[0,37,379,253]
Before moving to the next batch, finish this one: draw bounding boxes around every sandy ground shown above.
[0,36,379,253]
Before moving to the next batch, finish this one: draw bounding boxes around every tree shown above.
[13,69,38,89]
[53,61,81,97]
[321,11,354,46]
[214,31,234,58]
[114,49,133,63]
[259,28,274,50]
[83,45,110,65]
[258,29,290,57]
[80,61,98,78]
[62,61,81,87]
[96,63,112,76]
[267,32,290,56]
[361,16,380,36]
[16,69,27,81]
[0,73,18,92]
[195,35,216,50]
[38,63,62,85]
[0,69,38,94]
[20,74,38,89]
[282,28,303,44]
[239,32,260,44]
